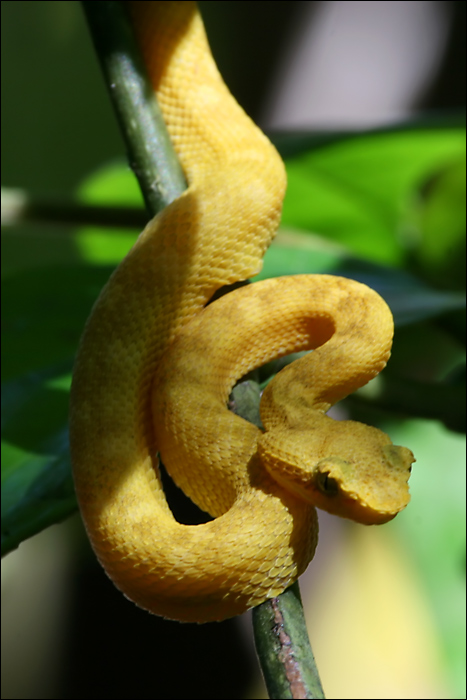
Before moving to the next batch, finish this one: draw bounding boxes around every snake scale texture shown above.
[69,1,414,622]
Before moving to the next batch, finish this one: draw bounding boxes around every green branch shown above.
[82,0,186,215]
[253,582,325,699]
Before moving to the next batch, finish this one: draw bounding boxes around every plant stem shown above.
[82,1,186,215]
[252,582,325,699]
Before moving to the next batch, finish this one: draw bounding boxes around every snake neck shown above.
[129,2,285,189]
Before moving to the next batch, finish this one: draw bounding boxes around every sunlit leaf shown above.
[280,129,465,265]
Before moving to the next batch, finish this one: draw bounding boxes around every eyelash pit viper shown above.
[69,1,415,623]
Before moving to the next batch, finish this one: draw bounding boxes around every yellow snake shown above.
[69,1,414,623]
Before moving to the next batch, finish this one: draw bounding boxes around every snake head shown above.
[258,416,415,525]
[308,441,415,524]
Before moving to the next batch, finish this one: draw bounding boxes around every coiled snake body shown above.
[69,1,414,623]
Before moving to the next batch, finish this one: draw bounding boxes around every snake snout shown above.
[382,444,415,473]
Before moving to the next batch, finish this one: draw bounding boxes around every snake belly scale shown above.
[69,1,414,623]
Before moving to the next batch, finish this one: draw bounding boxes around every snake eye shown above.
[316,470,339,497]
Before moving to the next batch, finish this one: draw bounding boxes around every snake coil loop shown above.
[70,1,414,622]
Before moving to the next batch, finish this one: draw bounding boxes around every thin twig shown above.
[252,582,325,699]
[82,0,186,215]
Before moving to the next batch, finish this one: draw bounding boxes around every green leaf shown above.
[270,113,466,160]
[1,264,113,554]
[279,128,465,265]
[75,160,142,263]
[1,370,76,556]
[2,264,113,382]
[414,155,466,289]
